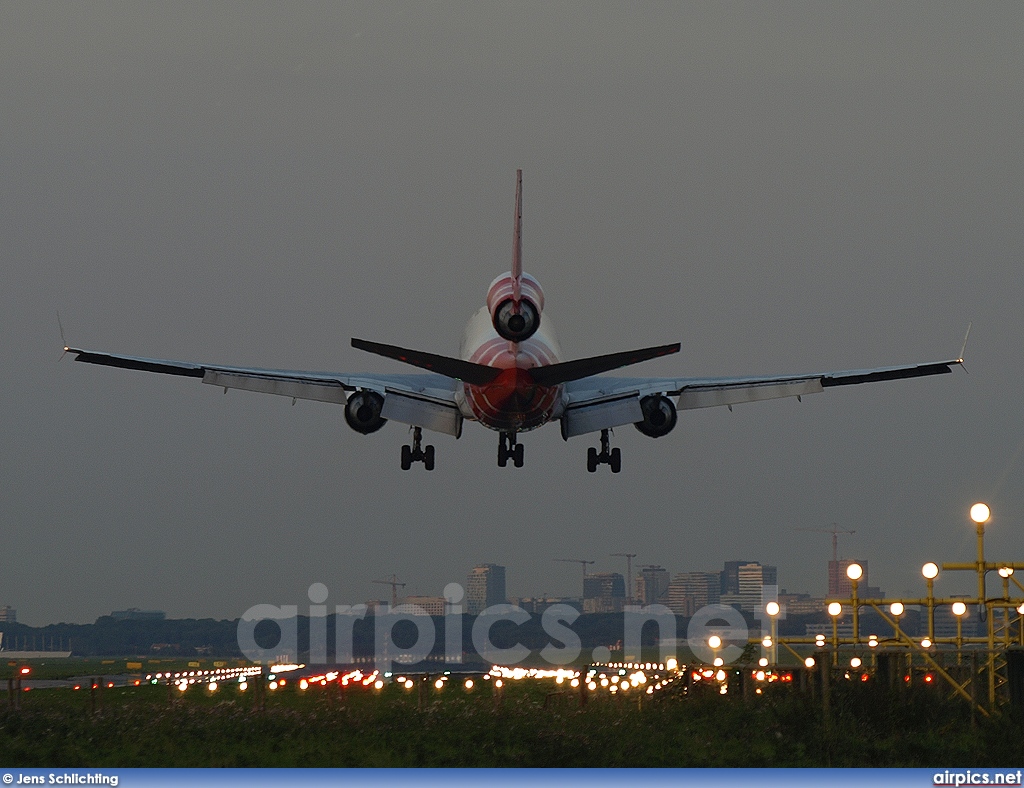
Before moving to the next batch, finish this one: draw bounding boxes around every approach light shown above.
[828,602,843,616]
[970,503,990,524]
[765,601,780,617]
[762,637,773,649]
[890,602,904,616]
[921,639,932,649]
[713,658,724,667]
[707,635,722,650]
[846,563,863,581]
[804,657,815,669]
[952,602,968,617]
[850,657,862,668]
[998,567,1014,578]
[758,658,769,667]
[922,562,939,580]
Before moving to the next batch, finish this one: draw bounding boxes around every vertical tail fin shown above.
[512,168,523,300]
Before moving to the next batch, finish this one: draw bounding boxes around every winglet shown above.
[959,322,972,363]
[511,169,523,301]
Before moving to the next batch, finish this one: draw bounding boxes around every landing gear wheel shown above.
[498,432,522,468]
[587,429,622,473]
[401,427,434,470]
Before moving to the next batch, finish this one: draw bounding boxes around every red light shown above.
[19,667,30,675]
[904,675,911,682]
[924,674,934,683]
[860,673,870,682]
[107,682,114,688]
[73,685,81,691]
[134,680,140,686]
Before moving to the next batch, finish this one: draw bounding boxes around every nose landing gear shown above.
[498,431,524,468]
[400,426,435,471]
[586,429,621,473]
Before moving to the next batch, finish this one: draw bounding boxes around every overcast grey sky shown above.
[2,3,1021,625]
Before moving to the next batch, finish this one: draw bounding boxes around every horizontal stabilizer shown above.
[530,343,681,387]
[351,338,502,386]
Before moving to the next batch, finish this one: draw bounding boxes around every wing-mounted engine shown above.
[634,394,677,438]
[486,272,544,342]
[344,390,387,434]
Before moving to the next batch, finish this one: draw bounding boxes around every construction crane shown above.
[611,553,636,605]
[554,558,594,578]
[372,574,406,608]
[795,524,856,563]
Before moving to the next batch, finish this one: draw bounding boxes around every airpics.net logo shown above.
[934,772,1024,786]
[235,582,775,672]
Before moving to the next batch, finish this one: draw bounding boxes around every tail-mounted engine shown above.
[634,394,677,438]
[344,390,387,434]
[486,272,544,342]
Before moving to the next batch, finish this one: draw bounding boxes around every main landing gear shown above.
[401,426,435,471]
[587,429,621,473]
[498,431,524,468]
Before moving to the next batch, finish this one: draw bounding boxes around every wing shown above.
[560,356,963,437]
[65,347,462,436]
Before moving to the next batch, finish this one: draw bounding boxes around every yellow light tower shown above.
[846,563,863,644]
[922,562,939,641]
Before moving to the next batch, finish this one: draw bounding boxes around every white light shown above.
[804,657,815,668]
[921,639,932,649]
[464,679,474,690]
[970,503,990,524]
[758,658,769,667]
[761,637,773,648]
[850,657,862,668]
[890,602,904,616]
[434,679,444,689]
[846,563,863,581]
[208,682,217,691]
[828,602,843,616]
[765,601,780,617]
[952,601,968,617]
[666,658,678,670]
[998,567,1014,578]
[713,657,724,667]
[374,680,384,690]
[708,635,722,649]
[922,562,939,580]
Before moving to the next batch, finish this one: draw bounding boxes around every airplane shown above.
[65,170,965,473]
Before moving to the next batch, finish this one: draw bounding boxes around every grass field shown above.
[0,671,1022,767]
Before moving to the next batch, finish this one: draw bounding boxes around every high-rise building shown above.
[466,564,507,615]
[0,606,16,623]
[583,573,625,613]
[667,572,721,617]
[722,562,777,613]
[636,566,671,606]
[721,561,753,596]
